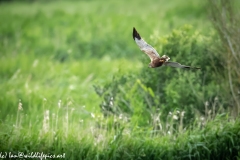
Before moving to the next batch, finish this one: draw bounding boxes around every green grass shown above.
[0,0,239,159]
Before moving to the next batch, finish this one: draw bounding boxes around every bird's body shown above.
[132,27,200,69]
[148,56,167,68]
[151,58,164,68]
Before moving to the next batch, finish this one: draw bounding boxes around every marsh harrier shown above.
[133,27,200,69]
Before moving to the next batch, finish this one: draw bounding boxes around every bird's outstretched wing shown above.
[164,61,201,69]
[133,27,160,61]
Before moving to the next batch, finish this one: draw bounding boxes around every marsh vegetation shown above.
[0,0,239,159]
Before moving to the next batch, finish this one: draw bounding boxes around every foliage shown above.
[95,25,224,127]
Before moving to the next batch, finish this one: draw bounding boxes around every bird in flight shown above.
[132,27,200,69]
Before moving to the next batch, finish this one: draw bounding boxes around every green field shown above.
[0,0,239,159]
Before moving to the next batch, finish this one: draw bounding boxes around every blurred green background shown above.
[0,0,209,122]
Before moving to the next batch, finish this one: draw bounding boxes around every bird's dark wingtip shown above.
[133,27,141,40]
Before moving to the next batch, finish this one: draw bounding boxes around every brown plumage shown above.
[133,27,201,69]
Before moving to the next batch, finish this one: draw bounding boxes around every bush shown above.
[95,25,224,128]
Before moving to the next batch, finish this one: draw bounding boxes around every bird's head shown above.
[161,55,170,61]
